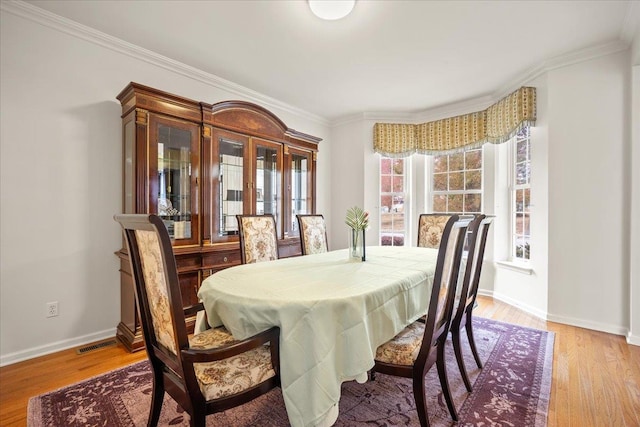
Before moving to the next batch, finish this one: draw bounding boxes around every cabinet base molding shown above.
[116,322,145,353]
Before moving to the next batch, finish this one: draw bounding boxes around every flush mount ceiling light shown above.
[308,0,356,20]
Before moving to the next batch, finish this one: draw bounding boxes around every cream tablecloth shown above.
[198,246,438,427]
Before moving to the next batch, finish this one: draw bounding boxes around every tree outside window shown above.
[513,127,531,261]
[432,148,482,214]
[380,157,406,246]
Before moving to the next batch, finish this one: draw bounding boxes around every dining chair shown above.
[417,214,453,249]
[450,214,493,392]
[296,214,329,255]
[372,215,469,426]
[236,214,279,264]
[114,214,281,427]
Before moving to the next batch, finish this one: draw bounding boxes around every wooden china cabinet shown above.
[116,83,320,351]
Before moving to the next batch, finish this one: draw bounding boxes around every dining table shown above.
[197,245,439,427]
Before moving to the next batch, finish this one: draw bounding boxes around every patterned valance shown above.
[374,86,536,157]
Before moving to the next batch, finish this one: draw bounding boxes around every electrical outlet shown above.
[46,301,59,318]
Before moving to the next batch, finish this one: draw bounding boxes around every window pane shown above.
[380,194,392,213]
[433,173,447,191]
[393,175,404,192]
[465,170,481,190]
[517,139,528,163]
[523,213,530,235]
[516,162,528,185]
[433,156,447,173]
[392,214,404,231]
[516,213,524,235]
[524,188,531,213]
[449,171,464,190]
[393,159,404,174]
[392,195,404,212]
[433,195,447,212]
[465,150,482,169]
[515,238,530,260]
[449,152,464,171]
[380,175,391,193]
[380,158,391,174]
[464,194,481,213]
[380,212,392,229]
[448,194,463,213]
[516,189,524,213]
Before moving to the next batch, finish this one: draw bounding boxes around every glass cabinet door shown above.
[253,138,282,236]
[149,115,199,246]
[287,147,313,237]
[211,129,249,242]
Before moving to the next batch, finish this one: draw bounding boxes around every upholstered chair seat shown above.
[375,321,425,366]
[189,327,277,401]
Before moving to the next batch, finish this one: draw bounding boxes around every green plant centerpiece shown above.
[345,206,369,261]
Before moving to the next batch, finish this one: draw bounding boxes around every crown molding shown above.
[329,111,416,128]
[361,39,631,126]
[329,112,367,127]
[0,0,330,127]
[496,39,629,98]
[413,94,494,123]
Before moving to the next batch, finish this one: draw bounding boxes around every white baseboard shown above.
[0,328,117,367]
[479,289,548,320]
[478,289,632,340]
[627,331,640,347]
[545,312,628,338]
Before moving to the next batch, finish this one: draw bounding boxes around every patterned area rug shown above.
[27,318,554,426]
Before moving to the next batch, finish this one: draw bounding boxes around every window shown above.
[380,157,407,246]
[512,127,531,261]
[432,149,482,214]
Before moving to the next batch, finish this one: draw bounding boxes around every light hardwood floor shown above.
[1,296,639,426]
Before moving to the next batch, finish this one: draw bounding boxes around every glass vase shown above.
[349,228,366,261]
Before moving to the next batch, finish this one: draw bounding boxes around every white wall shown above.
[629,23,640,344]
[328,118,366,249]
[0,7,331,365]
[545,51,630,335]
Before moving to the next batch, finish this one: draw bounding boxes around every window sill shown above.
[495,260,534,275]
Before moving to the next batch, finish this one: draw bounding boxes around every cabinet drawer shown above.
[175,253,201,271]
[203,250,241,268]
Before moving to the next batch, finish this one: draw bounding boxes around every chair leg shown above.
[189,410,206,427]
[147,373,164,427]
[466,314,483,369]
[451,327,473,392]
[412,374,430,427]
[436,343,458,422]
